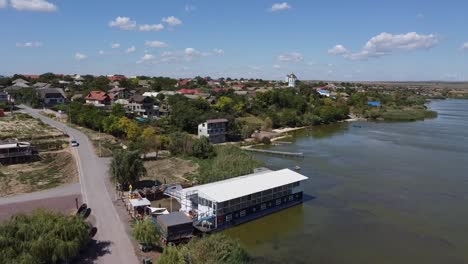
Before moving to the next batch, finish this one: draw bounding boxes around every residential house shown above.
[285,73,297,88]
[107,75,127,82]
[178,89,201,95]
[12,78,30,87]
[37,87,66,106]
[33,82,50,89]
[85,91,111,106]
[317,89,331,97]
[127,95,158,119]
[142,92,159,98]
[108,87,131,103]
[175,79,191,87]
[138,80,152,89]
[23,74,40,80]
[0,91,9,104]
[198,119,228,144]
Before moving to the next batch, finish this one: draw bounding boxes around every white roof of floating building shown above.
[183,168,308,202]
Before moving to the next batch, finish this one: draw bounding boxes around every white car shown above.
[71,140,79,147]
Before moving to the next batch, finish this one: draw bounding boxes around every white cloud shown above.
[145,40,168,48]
[328,44,349,55]
[0,0,7,8]
[10,0,57,12]
[270,2,291,12]
[109,16,137,30]
[111,43,120,49]
[162,16,182,26]
[139,23,164,32]
[330,32,439,60]
[185,47,200,57]
[461,42,468,51]
[277,52,303,62]
[126,46,136,53]
[213,48,224,56]
[273,64,281,69]
[137,54,155,64]
[75,53,88,61]
[98,50,104,55]
[185,4,196,12]
[16,41,42,48]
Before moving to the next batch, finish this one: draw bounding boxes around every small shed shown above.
[155,212,193,243]
[128,198,151,219]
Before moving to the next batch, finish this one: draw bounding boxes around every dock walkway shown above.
[243,147,304,157]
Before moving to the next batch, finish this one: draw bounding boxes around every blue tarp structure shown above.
[368,101,381,107]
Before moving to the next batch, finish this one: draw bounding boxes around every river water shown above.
[225,100,468,264]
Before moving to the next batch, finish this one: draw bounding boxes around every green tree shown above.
[0,209,91,264]
[132,218,160,248]
[111,103,126,117]
[214,96,234,112]
[192,136,216,159]
[158,234,249,264]
[158,246,185,264]
[110,150,146,187]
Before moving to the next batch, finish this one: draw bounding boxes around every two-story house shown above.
[198,119,228,143]
[85,91,111,106]
[127,95,158,119]
[37,87,66,106]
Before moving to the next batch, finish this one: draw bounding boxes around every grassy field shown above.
[0,151,78,197]
[190,145,264,184]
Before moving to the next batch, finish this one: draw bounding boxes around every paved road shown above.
[21,106,139,264]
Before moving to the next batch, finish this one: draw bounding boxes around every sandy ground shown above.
[272,126,307,134]
[144,157,198,185]
[0,150,78,197]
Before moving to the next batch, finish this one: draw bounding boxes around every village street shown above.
[13,105,139,264]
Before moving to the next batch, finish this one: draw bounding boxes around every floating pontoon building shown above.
[164,168,308,232]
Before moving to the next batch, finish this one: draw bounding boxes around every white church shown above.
[285,73,297,87]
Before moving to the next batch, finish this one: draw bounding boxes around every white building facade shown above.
[286,73,297,87]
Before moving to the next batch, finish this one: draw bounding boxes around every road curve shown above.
[21,106,138,264]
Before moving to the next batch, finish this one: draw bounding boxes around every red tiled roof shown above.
[85,91,110,101]
[178,79,190,86]
[23,74,40,79]
[107,75,127,81]
[178,89,201,94]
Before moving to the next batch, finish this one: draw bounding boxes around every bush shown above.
[0,209,91,264]
[192,137,216,159]
[132,218,160,249]
[192,145,263,184]
[260,137,271,145]
[158,234,249,264]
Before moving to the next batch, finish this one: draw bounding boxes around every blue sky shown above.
[1,0,467,81]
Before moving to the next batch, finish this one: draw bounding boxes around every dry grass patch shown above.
[0,113,65,141]
[0,150,78,197]
[143,157,198,185]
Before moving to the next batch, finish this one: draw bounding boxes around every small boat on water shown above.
[294,165,301,171]
[353,125,362,128]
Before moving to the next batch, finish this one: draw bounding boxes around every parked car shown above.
[71,140,79,147]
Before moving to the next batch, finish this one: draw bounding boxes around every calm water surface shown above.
[225,100,468,264]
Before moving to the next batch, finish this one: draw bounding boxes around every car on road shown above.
[71,140,79,147]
